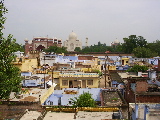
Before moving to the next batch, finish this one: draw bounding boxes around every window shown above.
[62,80,68,86]
[87,80,93,85]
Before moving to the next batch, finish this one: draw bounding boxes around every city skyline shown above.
[3,0,160,46]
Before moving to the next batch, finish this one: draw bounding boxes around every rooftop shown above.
[43,112,75,120]
[130,103,160,120]
[44,88,101,106]
[75,111,119,120]
[10,88,47,102]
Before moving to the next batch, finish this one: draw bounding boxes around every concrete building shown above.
[22,76,41,87]
[130,103,160,120]
[13,57,38,73]
[109,70,160,103]
[59,72,100,89]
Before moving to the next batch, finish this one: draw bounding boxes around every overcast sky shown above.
[3,0,160,46]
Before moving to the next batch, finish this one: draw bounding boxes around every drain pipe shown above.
[144,105,149,120]
[135,104,138,119]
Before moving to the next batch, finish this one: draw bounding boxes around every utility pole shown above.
[52,67,54,85]
[43,56,46,89]
[104,54,107,88]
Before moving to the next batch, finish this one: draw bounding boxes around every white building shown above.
[63,31,82,51]
[111,38,120,47]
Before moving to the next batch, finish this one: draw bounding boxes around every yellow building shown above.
[79,57,101,72]
[59,72,99,89]
[81,68,92,72]
[13,57,38,72]
[83,57,101,71]
[121,57,129,65]
[108,65,116,70]
[48,71,60,78]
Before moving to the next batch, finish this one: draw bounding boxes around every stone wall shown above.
[136,95,160,103]
[0,101,44,119]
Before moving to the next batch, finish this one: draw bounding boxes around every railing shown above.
[45,106,119,112]
[37,109,47,120]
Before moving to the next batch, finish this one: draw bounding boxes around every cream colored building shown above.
[63,31,82,51]
[13,57,37,73]
[59,72,99,89]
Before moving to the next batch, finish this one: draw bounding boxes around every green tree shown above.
[74,47,81,52]
[69,92,96,107]
[122,35,147,54]
[44,46,68,53]
[15,43,25,52]
[113,44,123,52]
[126,65,148,72]
[148,40,160,56]
[133,47,157,58]
[0,1,22,99]
[81,42,114,53]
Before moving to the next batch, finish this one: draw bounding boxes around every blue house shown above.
[43,88,101,106]
[22,76,41,87]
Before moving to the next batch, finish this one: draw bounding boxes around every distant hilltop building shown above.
[24,37,62,54]
[111,38,120,47]
[63,31,82,51]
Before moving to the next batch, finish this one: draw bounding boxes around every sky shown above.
[3,0,160,46]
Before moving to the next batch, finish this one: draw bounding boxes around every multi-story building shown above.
[59,72,100,89]
[24,37,62,54]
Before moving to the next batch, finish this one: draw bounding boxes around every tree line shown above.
[15,34,160,58]
[15,34,159,58]
[74,35,160,58]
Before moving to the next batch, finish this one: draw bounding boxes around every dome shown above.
[114,39,119,44]
[28,40,32,44]
[69,31,77,40]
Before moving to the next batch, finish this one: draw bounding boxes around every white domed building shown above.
[63,31,82,51]
[111,38,120,47]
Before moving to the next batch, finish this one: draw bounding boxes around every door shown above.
[69,80,73,88]
[82,80,86,88]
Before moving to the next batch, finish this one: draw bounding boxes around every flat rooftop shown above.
[130,103,160,120]
[43,111,120,120]
[43,112,75,120]
[10,88,47,102]
[118,72,138,79]
[75,111,119,120]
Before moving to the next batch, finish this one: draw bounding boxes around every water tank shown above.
[148,71,156,79]
[138,72,142,77]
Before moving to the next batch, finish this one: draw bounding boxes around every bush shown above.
[126,65,148,72]
[69,92,96,107]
